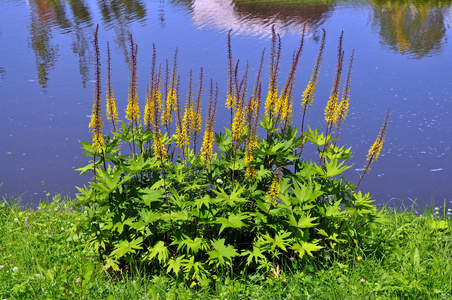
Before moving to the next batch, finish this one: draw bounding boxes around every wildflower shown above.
[76,278,82,283]
[324,33,344,127]
[12,267,18,272]
[336,50,354,131]
[153,133,167,162]
[360,278,365,283]
[106,41,118,131]
[162,49,178,128]
[362,108,390,175]
[216,179,223,184]
[89,25,104,152]
[28,212,32,215]
[125,34,140,125]
[51,232,55,236]
[0,265,3,269]
[14,218,18,222]
[191,281,197,286]
[357,256,362,261]
[226,30,236,111]
[200,80,218,162]
[267,170,282,205]
[265,26,281,118]
[176,70,194,151]
[301,29,325,113]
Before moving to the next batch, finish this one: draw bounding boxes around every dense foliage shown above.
[72,26,388,284]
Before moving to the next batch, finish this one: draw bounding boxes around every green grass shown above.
[1,195,452,299]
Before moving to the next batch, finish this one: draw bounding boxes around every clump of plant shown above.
[73,25,389,284]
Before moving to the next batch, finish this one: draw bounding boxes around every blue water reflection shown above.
[1,0,451,208]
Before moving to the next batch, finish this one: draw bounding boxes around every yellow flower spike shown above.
[265,26,281,119]
[267,170,282,205]
[162,49,179,129]
[226,31,236,111]
[144,85,154,129]
[302,29,326,110]
[336,50,354,128]
[177,69,195,151]
[153,133,167,162]
[89,25,104,153]
[106,41,118,131]
[265,88,278,117]
[356,108,390,190]
[226,93,236,110]
[364,109,390,174]
[125,35,140,125]
[200,81,218,162]
[324,94,339,125]
[325,32,344,127]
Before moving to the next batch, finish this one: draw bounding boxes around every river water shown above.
[1,0,452,208]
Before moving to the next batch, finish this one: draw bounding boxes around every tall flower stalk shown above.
[264,26,281,119]
[335,50,354,142]
[301,29,326,134]
[106,41,118,132]
[245,50,264,181]
[125,34,140,127]
[276,24,305,129]
[144,44,158,130]
[162,49,179,135]
[356,108,390,189]
[200,80,218,163]
[192,68,204,154]
[89,25,104,154]
[324,31,344,136]
[226,30,236,125]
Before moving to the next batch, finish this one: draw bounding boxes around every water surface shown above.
[1,0,452,208]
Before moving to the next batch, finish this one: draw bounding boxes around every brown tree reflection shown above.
[190,0,334,37]
[97,0,147,64]
[27,0,59,89]
[371,0,452,58]
[26,0,148,88]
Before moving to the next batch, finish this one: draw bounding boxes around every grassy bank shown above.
[1,195,451,299]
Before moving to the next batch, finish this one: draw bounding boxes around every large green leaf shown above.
[166,255,185,275]
[287,213,318,229]
[258,231,293,252]
[291,240,323,259]
[241,246,266,266]
[291,181,323,205]
[213,186,248,207]
[147,241,170,263]
[110,237,143,259]
[178,237,208,254]
[207,238,239,265]
[214,213,249,234]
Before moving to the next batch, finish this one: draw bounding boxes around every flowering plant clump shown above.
[74,27,389,283]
